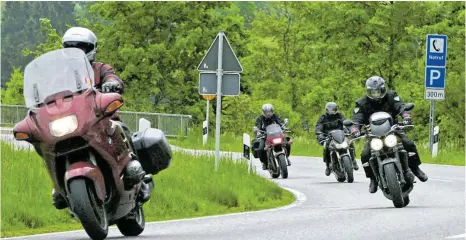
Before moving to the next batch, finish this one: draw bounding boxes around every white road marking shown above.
[445,233,466,239]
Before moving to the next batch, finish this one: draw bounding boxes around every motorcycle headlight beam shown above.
[370,138,383,151]
[49,115,78,137]
[384,134,397,148]
[272,138,283,145]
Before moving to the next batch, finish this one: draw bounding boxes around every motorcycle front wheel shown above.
[68,178,109,240]
[383,163,404,208]
[342,155,354,183]
[278,154,288,179]
[268,152,280,178]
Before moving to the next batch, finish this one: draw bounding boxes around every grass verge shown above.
[1,141,294,237]
[171,130,465,166]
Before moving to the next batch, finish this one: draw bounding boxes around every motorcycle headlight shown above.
[49,115,78,137]
[384,134,397,148]
[335,141,348,149]
[370,138,383,151]
[272,138,283,145]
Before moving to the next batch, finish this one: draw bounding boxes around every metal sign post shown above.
[197,31,243,171]
[424,34,447,151]
[214,33,224,171]
[202,94,215,145]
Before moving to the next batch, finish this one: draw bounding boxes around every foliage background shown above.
[1,1,464,148]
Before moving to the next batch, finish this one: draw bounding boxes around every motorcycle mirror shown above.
[343,119,354,126]
[284,118,289,125]
[403,103,414,111]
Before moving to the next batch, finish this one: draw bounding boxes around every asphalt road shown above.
[2,136,465,240]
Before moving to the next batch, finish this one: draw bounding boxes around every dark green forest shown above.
[1,1,464,148]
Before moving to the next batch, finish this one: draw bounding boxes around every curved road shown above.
[2,138,465,240]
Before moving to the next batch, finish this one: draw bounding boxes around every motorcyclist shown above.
[52,27,150,210]
[315,102,358,176]
[350,76,428,193]
[253,104,291,170]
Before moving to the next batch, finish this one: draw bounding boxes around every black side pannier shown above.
[132,128,172,175]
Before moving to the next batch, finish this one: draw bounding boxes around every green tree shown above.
[79,2,247,123]
[22,18,62,59]
[0,67,25,105]
[1,18,62,106]
[1,1,76,87]
[239,1,464,146]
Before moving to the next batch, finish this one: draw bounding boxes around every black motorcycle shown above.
[320,129,356,183]
[344,103,416,208]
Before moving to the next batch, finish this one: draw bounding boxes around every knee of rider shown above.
[408,141,417,150]
[360,154,370,163]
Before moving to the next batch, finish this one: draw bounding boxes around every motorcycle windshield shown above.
[370,121,391,137]
[265,124,283,138]
[23,48,95,108]
[329,129,345,143]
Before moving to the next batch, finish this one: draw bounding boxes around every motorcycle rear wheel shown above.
[117,205,145,236]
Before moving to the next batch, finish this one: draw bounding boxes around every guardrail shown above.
[0,104,192,137]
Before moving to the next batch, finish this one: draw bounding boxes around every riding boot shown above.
[325,161,331,176]
[52,189,68,210]
[369,178,378,193]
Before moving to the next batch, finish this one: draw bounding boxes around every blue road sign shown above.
[425,34,447,67]
[425,67,445,89]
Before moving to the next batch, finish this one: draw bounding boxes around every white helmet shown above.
[62,27,97,62]
[262,103,274,119]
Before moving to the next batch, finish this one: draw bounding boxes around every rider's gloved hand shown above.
[402,113,412,125]
[102,80,122,93]
[317,134,326,144]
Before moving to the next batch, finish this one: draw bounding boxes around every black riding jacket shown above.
[351,90,411,129]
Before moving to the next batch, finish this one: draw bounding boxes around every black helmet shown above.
[366,76,387,99]
[262,103,273,119]
[325,102,338,115]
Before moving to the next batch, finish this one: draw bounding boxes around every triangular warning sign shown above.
[197,32,243,72]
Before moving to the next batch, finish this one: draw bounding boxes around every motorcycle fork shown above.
[334,151,344,171]
[329,150,336,170]
[394,144,407,185]
[267,149,278,171]
[369,151,386,188]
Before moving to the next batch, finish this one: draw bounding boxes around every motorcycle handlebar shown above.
[349,135,367,144]
[348,124,415,144]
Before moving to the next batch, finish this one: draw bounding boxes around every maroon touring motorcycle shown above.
[13,48,172,240]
